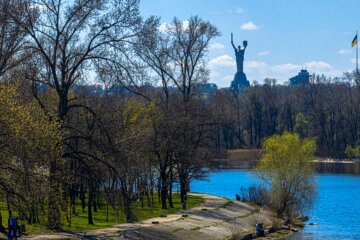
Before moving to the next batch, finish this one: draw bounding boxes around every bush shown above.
[239,184,269,206]
[257,132,317,218]
[345,145,360,158]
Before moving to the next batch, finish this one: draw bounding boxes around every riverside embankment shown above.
[192,170,360,240]
[25,193,290,240]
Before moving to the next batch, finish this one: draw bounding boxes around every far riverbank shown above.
[222,149,360,174]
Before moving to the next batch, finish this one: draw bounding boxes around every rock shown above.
[292,221,305,228]
[268,226,276,234]
[283,218,291,225]
[201,208,208,211]
[291,228,299,232]
[160,214,167,218]
[241,233,254,240]
[122,230,134,238]
[309,222,318,226]
[151,221,160,224]
[256,231,265,237]
[281,225,290,230]
[295,215,309,222]
[181,214,189,217]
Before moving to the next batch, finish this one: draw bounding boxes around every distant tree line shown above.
[212,74,360,158]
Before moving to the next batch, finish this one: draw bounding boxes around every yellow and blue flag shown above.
[352,34,358,47]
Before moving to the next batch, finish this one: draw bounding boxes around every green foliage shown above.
[0,194,204,234]
[0,82,63,229]
[345,145,360,158]
[294,113,310,137]
[257,132,317,218]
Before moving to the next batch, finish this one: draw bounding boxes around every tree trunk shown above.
[180,178,187,210]
[168,168,174,208]
[70,184,76,215]
[150,189,154,207]
[88,184,94,225]
[160,171,168,209]
[97,194,101,210]
[124,197,132,223]
[157,177,161,203]
[48,160,61,230]
[106,201,109,222]
[93,191,97,213]
[80,184,86,213]
[146,191,151,207]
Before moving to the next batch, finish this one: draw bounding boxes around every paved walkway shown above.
[24,193,274,240]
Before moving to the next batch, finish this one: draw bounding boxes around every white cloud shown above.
[209,55,236,68]
[245,61,269,70]
[222,75,234,81]
[306,61,332,71]
[158,20,189,32]
[158,23,168,33]
[182,20,189,30]
[273,63,300,73]
[222,75,234,85]
[244,61,296,82]
[306,61,342,77]
[338,49,351,55]
[210,43,225,50]
[235,7,244,14]
[208,54,341,86]
[258,51,270,56]
[241,21,259,31]
[30,3,47,11]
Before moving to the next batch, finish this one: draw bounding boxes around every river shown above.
[191,169,360,240]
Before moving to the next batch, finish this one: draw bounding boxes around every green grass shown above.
[217,198,233,209]
[191,226,201,231]
[0,194,204,234]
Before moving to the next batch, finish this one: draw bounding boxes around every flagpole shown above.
[357,30,359,73]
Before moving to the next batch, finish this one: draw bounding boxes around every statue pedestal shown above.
[230,72,250,91]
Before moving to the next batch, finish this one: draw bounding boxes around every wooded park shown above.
[0,0,360,236]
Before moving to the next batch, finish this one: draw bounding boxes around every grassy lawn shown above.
[0,194,204,234]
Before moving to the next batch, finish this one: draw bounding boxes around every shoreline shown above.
[220,158,360,173]
[23,193,295,240]
[312,159,358,163]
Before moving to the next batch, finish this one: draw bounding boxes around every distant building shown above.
[199,83,218,94]
[289,69,310,86]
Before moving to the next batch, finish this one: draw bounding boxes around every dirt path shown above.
[24,193,274,240]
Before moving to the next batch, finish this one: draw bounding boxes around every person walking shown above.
[7,211,17,240]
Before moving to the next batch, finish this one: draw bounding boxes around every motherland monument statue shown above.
[230,33,250,91]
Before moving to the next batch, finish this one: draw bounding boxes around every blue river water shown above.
[191,170,360,240]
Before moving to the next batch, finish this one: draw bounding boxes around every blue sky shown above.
[140,0,359,87]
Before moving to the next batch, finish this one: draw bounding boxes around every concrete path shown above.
[24,193,274,240]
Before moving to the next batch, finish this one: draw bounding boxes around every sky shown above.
[139,0,359,87]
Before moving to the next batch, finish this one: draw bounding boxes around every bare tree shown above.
[12,0,155,229]
[135,16,220,209]
[0,0,27,78]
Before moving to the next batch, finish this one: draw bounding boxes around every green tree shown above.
[257,132,317,219]
[345,145,360,158]
[0,82,62,227]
